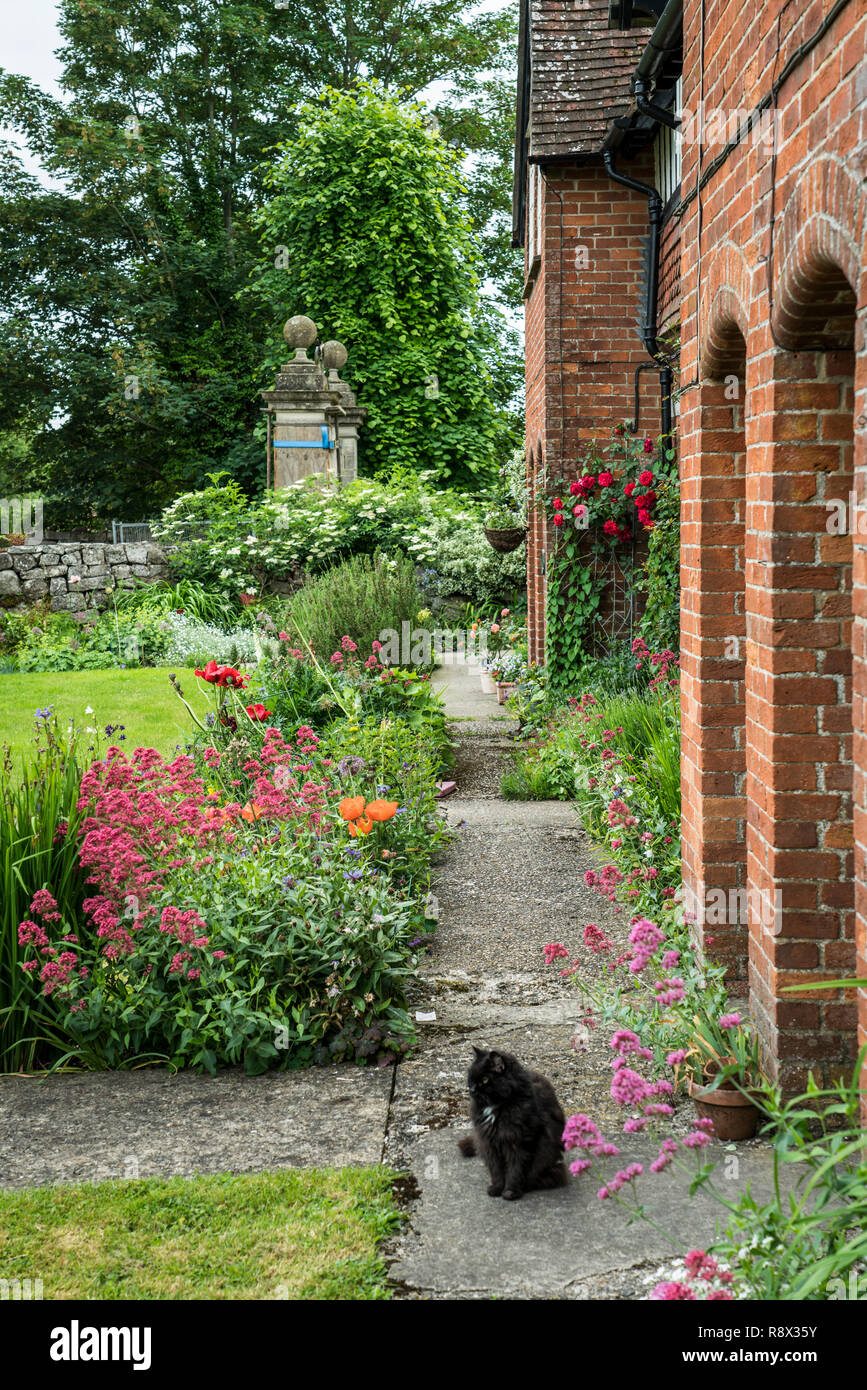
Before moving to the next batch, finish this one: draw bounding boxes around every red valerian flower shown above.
[597,471,613,487]
[639,470,654,486]
[245,704,272,722]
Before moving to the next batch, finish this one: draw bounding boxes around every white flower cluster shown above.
[162,612,272,668]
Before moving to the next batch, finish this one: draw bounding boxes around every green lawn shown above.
[0,1168,402,1300]
[0,667,213,766]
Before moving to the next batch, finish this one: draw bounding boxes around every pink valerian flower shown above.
[610,1029,653,1062]
[623,1117,647,1133]
[653,976,686,1007]
[340,636,358,652]
[543,942,570,965]
[719,1012,742,1029]
[661,949,680,969]
[569,1158,593,1176]
[610,1065,653,1108]
[651,1282,696,1300]
[18,919,50,950]
[584,922,613,954]
[29,889,62,922]
[666,1049,688,1066]
[682,1130,712,1150]
[627,917,666,973]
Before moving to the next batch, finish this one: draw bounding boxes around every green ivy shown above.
[251,84,513,486]
[545,545,601,698]
[637,473,680,655]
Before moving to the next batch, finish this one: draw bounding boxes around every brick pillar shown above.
[680,375,748,987]
[746,351,857,1090]
[851,339,867,1084]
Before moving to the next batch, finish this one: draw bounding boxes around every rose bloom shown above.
[597,471,613,487]
[490,623,500,633]
[553,513,565,527]
[643,437,654,453]
[603,519,619,536]
[639,470,654,486]
[624,481,635,496]
[553,497,563,509]
[569,480,581,495]
[573,504,586,517]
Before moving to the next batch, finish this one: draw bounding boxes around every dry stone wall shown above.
[0,542,169,612]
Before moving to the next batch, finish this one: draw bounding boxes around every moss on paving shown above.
[0,1168,402,1300]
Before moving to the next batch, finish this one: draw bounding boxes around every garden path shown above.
[0,658,786,1299]
[383,657,785,1299]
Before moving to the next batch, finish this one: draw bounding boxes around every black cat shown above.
[457,1047,568,1200]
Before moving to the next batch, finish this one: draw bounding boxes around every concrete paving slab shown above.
[389,1131,783,1299]
[0,1067,393,1188]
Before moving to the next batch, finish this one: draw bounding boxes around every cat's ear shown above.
[489,1051,506,1073]
[471,1046,486,1061]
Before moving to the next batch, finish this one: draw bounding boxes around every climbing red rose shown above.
[553,497,563,509]
[624,482,636,496]
[569,480,581,495]
[603,519,619,537]
[643,437,654,453]
[553,513,565,527]
[639,470,654,486]
[597,471,613,488]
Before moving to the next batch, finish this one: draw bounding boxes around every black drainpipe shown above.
[602,151,673,442]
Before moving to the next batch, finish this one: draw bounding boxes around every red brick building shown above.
[514,0,867,1088]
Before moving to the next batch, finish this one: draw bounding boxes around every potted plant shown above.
[483,501,526,554]
[684,1011,766,1141]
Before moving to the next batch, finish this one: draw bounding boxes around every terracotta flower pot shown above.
[496,681,517,705]
[688,1078,762,1142]
[479,671,497,695]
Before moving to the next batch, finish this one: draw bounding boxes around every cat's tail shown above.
[457,1135,477,1157]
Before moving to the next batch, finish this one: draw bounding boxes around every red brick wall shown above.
[524,154,665,663]
[678,0,867,1087]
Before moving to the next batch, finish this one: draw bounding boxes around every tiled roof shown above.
[529,0,649,160]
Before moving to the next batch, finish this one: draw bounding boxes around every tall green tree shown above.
[253,85,514,485]
[0,0,517,523]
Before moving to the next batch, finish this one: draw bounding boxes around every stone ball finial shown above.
[321,340,348,372]
[283,315,318,349]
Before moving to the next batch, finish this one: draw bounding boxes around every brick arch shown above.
[699,242,752,378]
[771,154,864,350]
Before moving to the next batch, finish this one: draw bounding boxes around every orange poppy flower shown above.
[241,802,265,822]
[338,796,366,822]
[348,815,374,837]
[365,799,399,822]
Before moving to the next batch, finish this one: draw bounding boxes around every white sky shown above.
[0,0,63,93]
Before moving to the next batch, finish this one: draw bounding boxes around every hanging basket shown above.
[483,525,526,554]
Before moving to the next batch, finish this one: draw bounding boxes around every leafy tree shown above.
[253,84,513,485]
[0,0,518,523]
